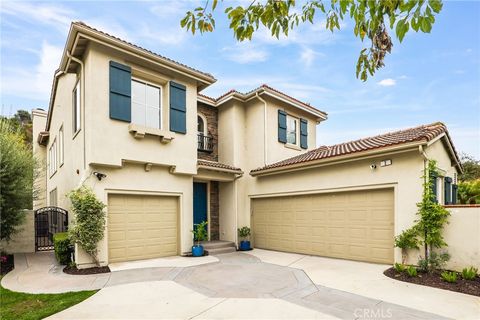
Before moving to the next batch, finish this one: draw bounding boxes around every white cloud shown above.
[221,43,268,64]
[0,2,73,31]
[253,20,340,47]
[300,47,317,67]
[378,78,396,87]
[138,23,186,46]
[398,75,408,79]
[1,42,63,100]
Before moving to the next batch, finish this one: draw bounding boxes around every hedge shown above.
[53,232,71,265]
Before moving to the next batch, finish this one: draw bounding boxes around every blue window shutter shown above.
[170,82,186,134]
[444,177,452,204]
[278,110,287,143]
[430,173,438,203]
[452,184,458,204]
[300,118,308,149]
[109,61,131,122]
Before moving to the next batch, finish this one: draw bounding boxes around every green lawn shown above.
[0,281,97,320]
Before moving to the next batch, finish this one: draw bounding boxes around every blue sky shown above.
[1,1,479,157]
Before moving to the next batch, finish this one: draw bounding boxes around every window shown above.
[197,116,205,134]
[73,80,81,134]
[59,126,64,166]
[48,139,57,176]
[132,79,161,128]
[49,189,57,207]
[286,115,297,145]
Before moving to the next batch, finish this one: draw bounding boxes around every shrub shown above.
[191,221,208,245]
[417,251,450,273]
[394,227,419,263]
[406,266,418,277]
[461,267,478,280]
[393,263,406,273]
[238,226,251,240]
[441,271,458,283]
[53,232,71,265]
[68,187,106,266]
[0,119,36,242]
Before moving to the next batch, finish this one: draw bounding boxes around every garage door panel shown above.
[253,189,394,264]
[108,194,178,263]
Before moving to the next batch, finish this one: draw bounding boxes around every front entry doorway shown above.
[193,182,208,233]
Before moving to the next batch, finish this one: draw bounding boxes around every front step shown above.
[200,240,236,255]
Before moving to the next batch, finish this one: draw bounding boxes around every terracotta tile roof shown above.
[73,21,216,81]
[251,122,457,174]
[198,85,327,118]
[197,160,243,173]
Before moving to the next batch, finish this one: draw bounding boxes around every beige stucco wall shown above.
[443,206,480,271]
[0,210,34,253]
[45,72,87,212]
[73,163,194,268]
[32,110,47,210]
[83,43,198,174]
[44,41,206,268]
[247,149,425,264]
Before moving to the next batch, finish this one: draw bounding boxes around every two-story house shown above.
[33,22,462,268]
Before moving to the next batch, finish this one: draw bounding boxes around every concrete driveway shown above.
[4,250,479,319]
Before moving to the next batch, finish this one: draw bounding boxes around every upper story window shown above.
[59,126,64,166]
[132,79,162,129]
[73,80,81,135]
[197,115,207,135]
[48,138,57,177]
[286,115,297,145]
[197,113,213,152]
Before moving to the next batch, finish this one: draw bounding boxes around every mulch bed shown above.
[384,267,480,296]
[64,265,110,275]
[0,254,14,275]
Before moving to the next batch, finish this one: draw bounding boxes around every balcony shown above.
[198,133,214,152]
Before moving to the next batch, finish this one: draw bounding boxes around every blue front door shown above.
[193,182,208,228]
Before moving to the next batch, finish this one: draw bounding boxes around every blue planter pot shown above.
[239,241,251,251]
[192,245,204,257]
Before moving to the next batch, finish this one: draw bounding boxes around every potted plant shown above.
[238,226,251,251]
[191,221,208,257]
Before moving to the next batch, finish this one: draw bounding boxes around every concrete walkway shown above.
[1,252,110,294]
[245,249,480,320]
[3,250,478,319]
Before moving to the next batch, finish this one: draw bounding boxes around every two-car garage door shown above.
[252,189,394,264]
[108,194,178,263]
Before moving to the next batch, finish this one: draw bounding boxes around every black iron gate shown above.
[34,206,68,251]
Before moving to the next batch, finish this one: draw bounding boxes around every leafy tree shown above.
[0,110,33,147]
[181,0,443,80]
[68,187,106,266]
[457,179,480,204]
[459,153,480,182]
[0,118,35,242]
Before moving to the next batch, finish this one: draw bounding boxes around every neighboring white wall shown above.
[443,206,480,271]
[32,109,47,210]
[0,210,35,253]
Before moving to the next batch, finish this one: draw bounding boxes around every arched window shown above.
[197,115,207,135]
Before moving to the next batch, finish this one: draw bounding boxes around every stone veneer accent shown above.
[197,102,218,162]
[210,181,220,240]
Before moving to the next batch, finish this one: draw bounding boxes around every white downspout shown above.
[256,92,268,166]
[66,51,86,170]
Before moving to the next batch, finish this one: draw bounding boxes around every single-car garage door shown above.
[108,194,178,263]
[252,189,394,264]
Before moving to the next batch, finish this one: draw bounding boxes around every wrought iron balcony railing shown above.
[197,133,214,152]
